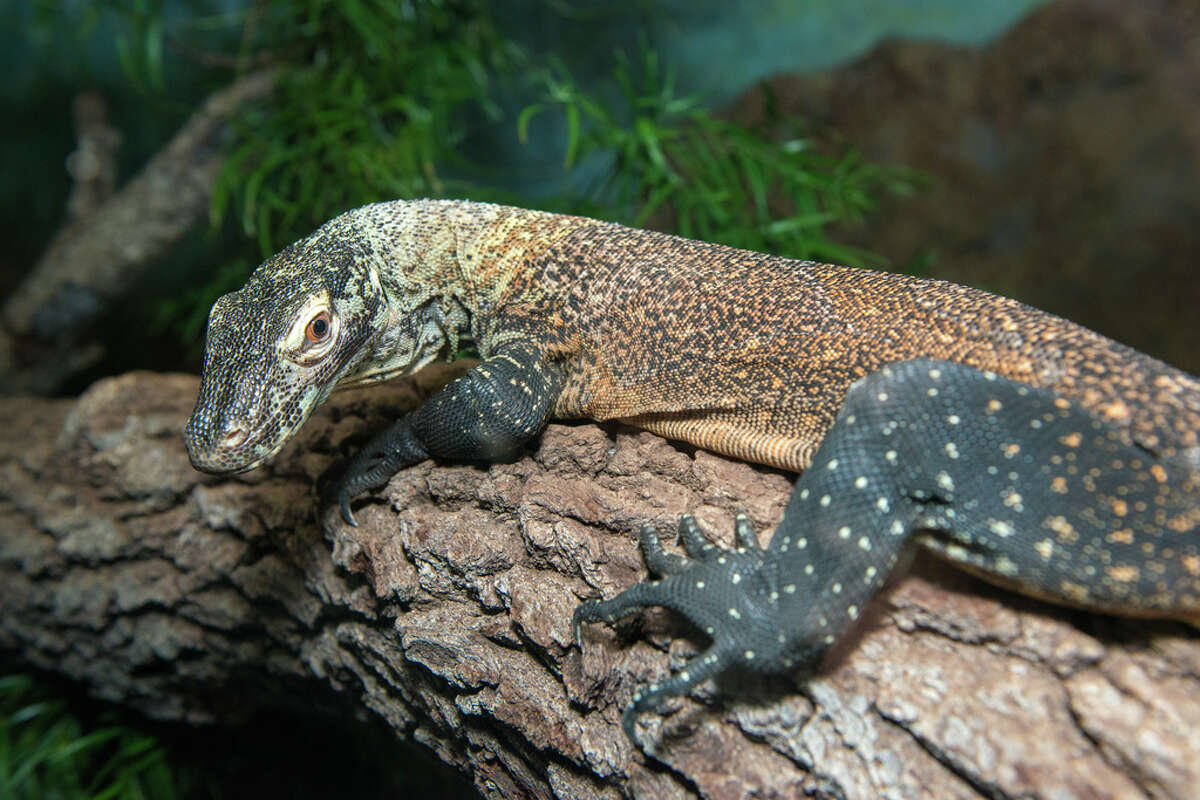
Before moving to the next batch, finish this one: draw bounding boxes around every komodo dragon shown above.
[185,199,1200,742]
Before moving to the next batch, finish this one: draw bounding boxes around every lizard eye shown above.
[288,297,337,365]
[305,311,331,344]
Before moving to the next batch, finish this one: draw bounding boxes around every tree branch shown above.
[1,366,1197,798]
[0,70,275,395]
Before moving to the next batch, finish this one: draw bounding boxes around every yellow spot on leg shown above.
[1107,565,1140,583]
[1102,399,1131,422]
[1046,515,1078,544]
[1109,529,1134,545]
[1168,513,1199,533]
[1060,581,1091,602]
[1034,538,1054,560]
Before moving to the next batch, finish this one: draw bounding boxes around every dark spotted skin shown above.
[331,343,565,520]
[574,359,1200,739]
[185,200,1200,745]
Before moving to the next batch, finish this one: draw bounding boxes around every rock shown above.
[733,0,1200,373]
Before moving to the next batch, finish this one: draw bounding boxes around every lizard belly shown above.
[620,411,819,473]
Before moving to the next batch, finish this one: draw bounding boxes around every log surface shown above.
[2,366,1197,799]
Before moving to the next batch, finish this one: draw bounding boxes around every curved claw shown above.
[571,599,590,649]
[319,467,366,527]
[621,702,640,744]
[339,493,359,527]
[323,422,415,527]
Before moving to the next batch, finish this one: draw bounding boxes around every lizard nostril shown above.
[220,426,249,449]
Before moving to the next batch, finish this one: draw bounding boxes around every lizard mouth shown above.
[186,371,338,475]
[185,410,300,475]
[187,436,286,475]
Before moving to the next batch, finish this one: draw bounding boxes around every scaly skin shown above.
[186,199,1200,744]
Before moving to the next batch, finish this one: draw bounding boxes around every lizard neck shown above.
[326,200,467,388]
[354,199,597,359]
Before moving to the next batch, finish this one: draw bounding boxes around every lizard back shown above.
[485,221,1200,477]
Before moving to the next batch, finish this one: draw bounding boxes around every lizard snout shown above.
[184,408,265,475]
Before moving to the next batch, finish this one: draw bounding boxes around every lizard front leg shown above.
[329,342,564,525]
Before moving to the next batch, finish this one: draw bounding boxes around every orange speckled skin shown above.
[460,206,1200,478]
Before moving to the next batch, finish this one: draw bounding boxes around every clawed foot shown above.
[573,512,778,742]
[321,419,419,526]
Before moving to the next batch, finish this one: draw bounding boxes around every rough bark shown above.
[2,366,1197,800]
[63,91,121,225]
[0,70,275,394]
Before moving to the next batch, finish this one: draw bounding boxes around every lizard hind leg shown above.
[573,514,778,738]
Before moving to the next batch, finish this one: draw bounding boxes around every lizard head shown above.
[185,206,465,474]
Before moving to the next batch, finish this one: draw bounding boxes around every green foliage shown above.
[199,2,914,264]
[95,0,917,293]
[111,0,167,92]
[0,674,192,800]
[521,49,917,266]
[212,0,522,255]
